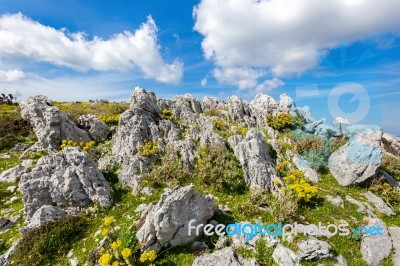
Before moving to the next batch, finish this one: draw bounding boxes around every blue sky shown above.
[0,0,400,134]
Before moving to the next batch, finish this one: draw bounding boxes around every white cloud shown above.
[256,78,285,93]
[194,0,400,88]
[213,67,262,90]
[0,13,183,84]
[0,69,25,82]
[201,77,207,87]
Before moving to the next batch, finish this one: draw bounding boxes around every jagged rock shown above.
[21,159,35,168]
[329,129,382,186]
[19,147,113,221]
[297,239,331,261]
[168,139,196,173]
[389,227,400,266]
[194,116,225,146]
[249,93,280,127]
[6,186,17,193]
[364,191,394,216]
[202,96,224,110]
[228,128,279,190]
[382,132,400,156]
[345,196,375,217]
[172,94,202,123]
[292,155,320,182]
[379,170,398,188]
[118,156,152,192]
[272,244,299,266]
[23,205,77,231]
[78,114,110,142]
[10,143,28,152]
[297,106,315,124]
[112,87,162,158]
[191,241,208,251]
[227,96,251,121]
[19,95,91,152]
[361,218,392,266]
[97,155,122,173]
[0,165,28,182]
[0,240,19,265]
[192,247,259,266]
[279,93,297,115]
[326,195,344,208]
[136,185,215,252]
[140,187,155,196]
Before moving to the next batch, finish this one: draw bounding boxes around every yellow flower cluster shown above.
[139,250,157,265]
[266,113,304,131]
[161,109,177,123]
[370,182,400,204]
[100,114,120,126]
[212,118,227,131]
[137,140,159,156]
[60,139,96,153]
[284,170,318,202]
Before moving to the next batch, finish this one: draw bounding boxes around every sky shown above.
[0,0,400,134]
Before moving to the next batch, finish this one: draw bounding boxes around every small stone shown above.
[191,241,208,251]
[326,195,344,208]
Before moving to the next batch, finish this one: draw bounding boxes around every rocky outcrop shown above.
[19,95,91,152]
[171,94,202,123]
[382,132,400,156]
[272,244,299,266]
[228,128,279,190]
[297,239,331,261]
[192,116,225,146]
[78,114,110,142]
[329,129,382,186]
[19,147,113,221]
[118,156,152,192]
[227,96,251,121]
[0,165,28,183]
[23,205,77,231]
[364,191,394,216]
[192,247,259,266]
[136,185,215,252]
[345,196,375,217]
[360,218,392,266]
[112,87,162,158]
[389,227,400,266]
[249,93,279,127]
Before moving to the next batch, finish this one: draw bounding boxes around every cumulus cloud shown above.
[256,78,285,93]
[0,69,25,82]
[194,0,400,89]
[0,13,183,84]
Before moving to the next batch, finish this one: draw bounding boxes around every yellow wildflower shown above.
[104,216,114,226]
[121,248,132,260]
[98,253,112,266]
[101,228,109,236]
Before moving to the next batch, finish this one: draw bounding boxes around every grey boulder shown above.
[297,238,331,261]
[19,147,113,221]
[0,165,28,183]
[136,185,215,252]
[192,247,259,266]
[272,244,299,266]
[78,114,110,142]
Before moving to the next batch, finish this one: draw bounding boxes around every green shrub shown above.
[204,107,223,117]
[161,108,177,124]
[195,144,247,194]
[369,182,400,205]
[137,140,159,157]
[212,117,227,131]
[266,113,304,131]
[13,215,88,266]
[381,153,400,181]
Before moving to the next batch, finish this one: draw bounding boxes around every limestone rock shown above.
[329,130,382,186]
[19,95,91,152]
[228,128,279,190]
[19,147,113,221]
[23,205,77,231]
[326,195,344,208]
[272,244,299,266]
[345,196,375,217]
[249,93,279,127]
[0,240,19,265]
[364,191,394,216]
[389,227,400,266]
[192,247,259,266]
[0,165,28,183]
[227,96,251,121]
[78,114,110,142]
[136,185,215,252]
[297,239,331,261]
[10,143,28,152]
[112,87,161,158]
[382,132,400,156]
[360,218,392,266]
[292,155,320,182]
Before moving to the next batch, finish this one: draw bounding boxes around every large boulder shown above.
[171,94,202,123]
[136,185,215,252]
[78,114,110,142]
[192,247,259,266]
[227,96,251,121]
[19,147,113,221]
[112,87,162,158]
[192,117,225,146]
[19,95,91,152]
[272,244,299,266]
[389,227,400,266]
[360,218,392,266]
[23,205,77,231]
[0,165,28,183]
[228,128,279,190]
[329,129,382,186]
[297,239,331,261]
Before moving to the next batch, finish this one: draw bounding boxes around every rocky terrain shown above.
[0,86,399,266]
